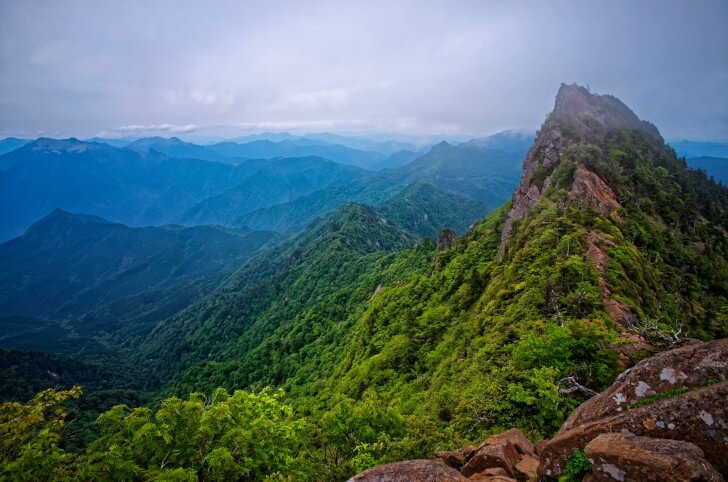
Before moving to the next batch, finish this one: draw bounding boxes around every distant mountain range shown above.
[0,209,279,355]
[670,140,728,159]
[0,137,29,155]
[1,132,725,244]
[686,156,728,184]
[0,134,522,241]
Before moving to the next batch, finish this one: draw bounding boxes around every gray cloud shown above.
[1,0,726,140]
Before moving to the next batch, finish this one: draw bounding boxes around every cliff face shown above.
[498,83,661,261]
[496,83,728,338]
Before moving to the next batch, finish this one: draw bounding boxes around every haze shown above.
[1,0,726,141]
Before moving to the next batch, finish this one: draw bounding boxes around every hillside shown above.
[320,83,728,438]
[687,156,728,184]
[0,137,29,156]
[136,202,429,388]
[1,84,726,481]
[0,139,247,241]
[379,181,487,237]
[233,143,521,233]
[0,210,278,355]
[154,82,727,445]
[177,157,369,226]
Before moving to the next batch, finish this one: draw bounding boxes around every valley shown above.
[1,83,726,480]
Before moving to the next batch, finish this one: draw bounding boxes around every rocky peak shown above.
[552,83,660,139]
[497,83,661,261]
[429,140,454,153]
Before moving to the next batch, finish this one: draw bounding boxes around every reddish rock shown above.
[538,381,728,478]
[585,433,722,482]
[461,440,519,478]
[468,468,516,482]
[468,475,516,482]
[479,468,509,476]
[462,445,479,461]
[434,450,465,469]
[482,428,535,456]
[533,439,548,455]
[569,166,621,217]
[558,339,727,435]
[349,460,466,481]
[515,455,540,478]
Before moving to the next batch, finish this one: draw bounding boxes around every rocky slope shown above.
[351,338,727,481]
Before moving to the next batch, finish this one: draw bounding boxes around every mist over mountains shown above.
[1,88,727,481]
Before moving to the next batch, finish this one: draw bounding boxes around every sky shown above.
[1,0,727,142]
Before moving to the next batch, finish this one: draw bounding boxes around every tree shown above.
[0,386,81,481]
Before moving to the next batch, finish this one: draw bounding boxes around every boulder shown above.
[434,450,465,469]
[584,433,723,481]
[348,460,466,481]
[461,445,479,460]
[558,338,727,435]
[515,455,540,478]
[461,439,519,478]
[538,381,728,477]
[481,428,535,456]
[468,474,516,482]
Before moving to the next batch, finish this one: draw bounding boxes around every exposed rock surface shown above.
[434,450,465,469]
[482,427,535,456]
[348,340,726,481]
[432,428,538,480]
[559,338,727,433]
[539,382,728,477]
[539,338,728,478]
[568,167,621,217]
[497,83,661,261]
[348,460,466,481]
[584,230,636,329]
[461,439,519,477]
[497,126,570,260]
[584,433,723,482]
[514,455,539,478]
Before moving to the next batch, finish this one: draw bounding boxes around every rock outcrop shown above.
[568,167,621,217]
[497,125,571,260]
[559,339,727,433]
[348,459,466,481]
[348,339,727,481]
[539,338,728,478]
[497,83,660,261]
[431,428,539,480]
[584,433,722,482]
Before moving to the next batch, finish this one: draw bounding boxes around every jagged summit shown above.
[498,83,664,260]
[552,83,660,139]
[496,81,727,334]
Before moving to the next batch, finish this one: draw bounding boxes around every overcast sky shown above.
[1,0,726,141]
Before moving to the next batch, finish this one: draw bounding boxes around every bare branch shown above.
[558,376,598,398]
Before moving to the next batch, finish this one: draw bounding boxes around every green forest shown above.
[2,85,727,481]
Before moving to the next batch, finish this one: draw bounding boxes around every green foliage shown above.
[76,388,308,481]
[0,386,81,481]
[560,449,592,481]
[2,92,728,481]
[379,181,487,238]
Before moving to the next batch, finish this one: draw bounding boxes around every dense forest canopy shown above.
[1,85,727,481]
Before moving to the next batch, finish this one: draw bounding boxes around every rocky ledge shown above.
[350,338,727,481]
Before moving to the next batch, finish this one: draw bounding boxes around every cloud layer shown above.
[1,0,726,140]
